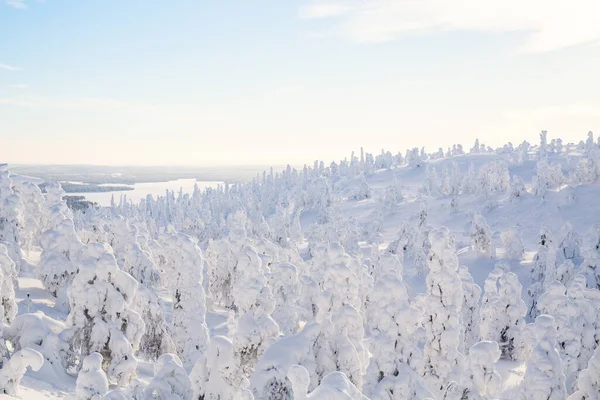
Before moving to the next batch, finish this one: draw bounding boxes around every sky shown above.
[1,0,600,166]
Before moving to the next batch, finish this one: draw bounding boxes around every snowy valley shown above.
[3,131,600,399]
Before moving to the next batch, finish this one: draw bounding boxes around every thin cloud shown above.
[0,98,33,107]
[0,63,22,71]
[5,0,26,9]
[299,0,600,53]
[7,84,28,89]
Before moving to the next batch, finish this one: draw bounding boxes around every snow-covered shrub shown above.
[144,354,192,400]
[0,348,44,396]
[64,243,143,386]
[480,268,527,361]
[422,227,464,394]
[75,353,109,400]
[470,213,492,256]
[501,227,524,260]
[520,315,567,400]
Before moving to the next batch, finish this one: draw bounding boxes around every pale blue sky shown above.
[1,0,599,165]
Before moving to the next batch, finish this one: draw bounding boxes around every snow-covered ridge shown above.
[2,131,600,398]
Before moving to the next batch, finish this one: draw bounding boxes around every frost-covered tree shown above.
[521,315,567,400]
[0,244,17,324]
[422,227,464,394]
[567,275,598,375]
[558,222,581,263]
[133,286,175,361]
[466,341,502,398]
[64,243,144,386]
[192,336,255,400]
[510,175,527,200]
[537,281,581,383]
[570,344,600,400]
[470,213,492,256]
[0,165,22,272]
[364,273,429,399]
[480,268,527,360]
[501,227,524,260]
[459,266,482,353]
[268,262,305,335]
[288,365,368,400]
[250,323,320,399]
[528,227,557,319]
[37,218,85,307]
[75,353,109,400]
[16,181,44,254]
[159,233,210,366]
[144,354,192,400]
[0,348,44,396]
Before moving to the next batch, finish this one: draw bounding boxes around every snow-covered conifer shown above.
[0,165,22,271]
[558,222,581,262]
[144,354,192,400]
[570,344,600,400]
[422,227,464,394]
[510,175,527,200]
[521,315,567,400]
[0,244,17,324]
[470,213,492,256]
[0,348,44,396]
[501,227,524,260]
[480,268,527,360]
[288,365,368,400]
[458,266,482,353]
[64,243,143,386]
[75,353,109,400]
[466,341,502,398]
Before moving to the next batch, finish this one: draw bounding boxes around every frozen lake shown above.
[79,179,223,206]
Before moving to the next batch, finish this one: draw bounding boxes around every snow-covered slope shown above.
[3,133,600,399]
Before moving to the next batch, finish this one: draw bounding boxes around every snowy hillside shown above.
[3,131,600,399]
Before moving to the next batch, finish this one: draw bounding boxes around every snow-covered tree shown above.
[422,227,464,394]
[510,175,527,200]
[288,365,368,400]
[459,266,482,353]
[268,262,305,335]
[558,222,581,263]
[64,243,144,386]
[0,244,17,324]
[466,341,502,398]
[501,227,524,260]
[37,218,85,307]
[364,273,429,399]
[570,344,600,400]
[520,315,567,400]
[250,323,320,399]
[0,165,22,272]
[192,335,255,400]
[528,227,558,319]
[75,353,109,400]
[144,354,192,400]
[480,268,527,361]
[0,348,44,396]
[537,280,583,385]
[470,213,492,256]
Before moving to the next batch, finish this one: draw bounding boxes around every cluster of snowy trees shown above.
[4,132,600,398]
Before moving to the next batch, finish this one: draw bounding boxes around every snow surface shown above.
[4,134,600,398]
